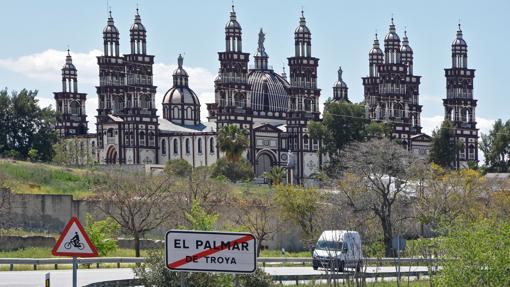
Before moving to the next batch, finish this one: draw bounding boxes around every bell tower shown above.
[443,24,478,168]
[54,50,88,137]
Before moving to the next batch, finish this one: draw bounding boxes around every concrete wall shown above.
[0,235,56,251]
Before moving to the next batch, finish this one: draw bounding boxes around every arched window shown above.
[161,139,166,154]
[303,135,309,150]
[173,138,179,154]
[139,131,146,146]
[141,95,151,109]
[70,101,81,115]
[198,138,203,154]
[107,128,114,137]
[304,99,311,111]
[210,138,215,153]
[173,106,180,119]
[148,132,155,146]
[234,93,245,108]
[185,138,190,154]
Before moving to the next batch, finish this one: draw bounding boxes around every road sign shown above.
[166,230,257,273]
[51,216,98,257]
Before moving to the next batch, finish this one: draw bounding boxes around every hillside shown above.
[0,160,95,199]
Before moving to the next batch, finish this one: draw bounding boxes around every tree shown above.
[85,214,120,256]
[275,185,325,247]
[436,219,510,287]
[480,119,510,172]
[94,171,175,257]
[338,138,425,256]
[236,188,278,256]
[164,159,193,178]
[429,120,458,169]
[0,89,57,161]
[211,157,254,182]
[27,148,38,161]
[262,166,285,186]
[185,200,218,231]
[217,125,249,162]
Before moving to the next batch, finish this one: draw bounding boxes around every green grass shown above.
[260,249,310,257]
[295,281,430,287]
[0,160,95,198]
[0,246,149,258]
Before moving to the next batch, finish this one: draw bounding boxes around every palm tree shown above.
[217,125,249,162]
[263,166,286,186]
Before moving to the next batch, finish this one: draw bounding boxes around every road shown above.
[0,266,431,287]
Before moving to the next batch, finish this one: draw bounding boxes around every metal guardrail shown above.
[0,257,439,271]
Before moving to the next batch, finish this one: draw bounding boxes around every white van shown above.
[312,230,363,272]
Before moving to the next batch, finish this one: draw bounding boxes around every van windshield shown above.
[316,240,343,250]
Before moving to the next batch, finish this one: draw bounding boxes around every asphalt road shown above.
[0,266,430,287]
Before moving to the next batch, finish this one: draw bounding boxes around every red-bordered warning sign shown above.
[52,217,98,257]
[166,230,257,273]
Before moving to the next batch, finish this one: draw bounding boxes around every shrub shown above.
[27,148,38,161]
[164,159,192,178]
[85,214,120,256]
[212,157,254,182]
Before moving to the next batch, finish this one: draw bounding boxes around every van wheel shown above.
[338,261,345,272]
[312,264,318,270]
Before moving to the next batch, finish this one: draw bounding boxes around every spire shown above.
[230,4,236,20]
[65,49,72,64]
[373,33,380,48]
[300,9,306,26]
[457,22,463,38]
[281,66,287,79]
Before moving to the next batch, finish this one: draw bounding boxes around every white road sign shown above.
[166,230,257,273]
[52,217,98,257]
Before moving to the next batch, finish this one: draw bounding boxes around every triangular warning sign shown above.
[52,216,98,257]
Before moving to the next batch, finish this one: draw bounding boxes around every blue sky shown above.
[0,0,507,136]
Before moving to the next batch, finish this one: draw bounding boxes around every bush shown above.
[27,148,38,161]
[435,219,510,287]
[85,214,120,256]
[164,159,192,178]
[212,157,254,182]
[135,249,272,287]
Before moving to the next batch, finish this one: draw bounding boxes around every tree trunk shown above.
[381,214,393,257]
[134,233,141,257]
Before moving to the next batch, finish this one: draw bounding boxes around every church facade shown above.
[54,7,479,181]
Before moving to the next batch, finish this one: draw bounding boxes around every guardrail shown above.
[0,257,439,271]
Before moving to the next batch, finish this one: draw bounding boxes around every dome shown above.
[452,25,467,46]
[385,18,400,41]
[400,31,413,52]
[103,13,118,34]
[370,34,383,55]
[248,70,290,112]
[334,67,347,88]
[295,11,310,34]
[130,13,146,32]
[163,87,200,105]
[62,50,76,70]
[225,6,241,29]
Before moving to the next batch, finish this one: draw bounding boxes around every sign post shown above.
[165,230,257,274]
[45,272,50,287]
[52,217,98,287]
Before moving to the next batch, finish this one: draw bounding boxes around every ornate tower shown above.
[443,24,478,168]
[363,19,422,147]
[332,66,349,102]
[212,5,252,130]
[286,11,321,183]
[54,50,88,137]
[96,11,124,152]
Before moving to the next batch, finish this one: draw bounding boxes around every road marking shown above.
[167,234,254,269]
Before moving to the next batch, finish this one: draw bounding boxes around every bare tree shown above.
[338,138,425,256]
[235,189,278,256]
[94,171,175,257]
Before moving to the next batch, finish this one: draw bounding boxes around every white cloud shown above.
[421,115,495,137]
[0,49,216,132]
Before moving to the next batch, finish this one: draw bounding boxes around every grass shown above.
[0,247,149,258]
[260,249,310,257]
[0,159,95,198]
[295,281,430,287]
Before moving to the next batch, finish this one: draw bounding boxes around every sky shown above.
[0,0,507,138]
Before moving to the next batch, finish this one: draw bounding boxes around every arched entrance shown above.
[106,146,117,164]
[255,151,275,177]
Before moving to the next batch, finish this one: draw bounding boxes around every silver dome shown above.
[163,87,199,105]
[248,70,289,112]
[103,13,118,34]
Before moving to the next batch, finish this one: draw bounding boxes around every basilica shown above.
[54,6,479,183]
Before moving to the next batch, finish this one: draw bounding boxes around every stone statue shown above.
[258,28,265,52]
